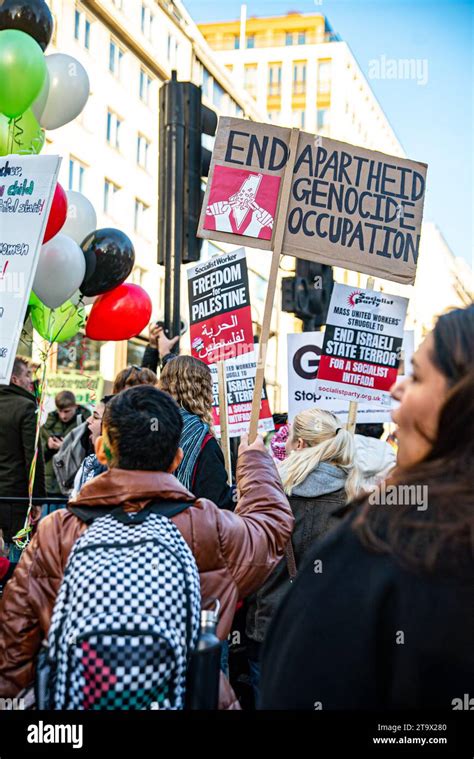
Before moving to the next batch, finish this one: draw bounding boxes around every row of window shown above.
[267,107,330,131]
[233,30,308,49]
[240,60,331,97]
[69,157,150,234]
[75,2,155,45]
[106,111,151,168]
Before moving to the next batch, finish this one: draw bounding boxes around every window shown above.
[202,67,212,99]
[267,110,280,123]
[317,108,330,131]
[292,110,305,129]
[112,0,123,8]
[141,3,154,40]
[74,6,91,49]
[246,34,255,49]
[69,156,86,192]
[106,110,122,149]
[213,80,225,109]
[109,39,124,78]
[104,179,120,214]
[134,199,149,234]
[318,60,332,93]
[285,31,306,46]
[293,62,306,94]
[137,134,150,169]
[167,34,178,66]
[139,68,153,103]
[233,35,240,50]
[244,64,258,97]
[268,63,282,95]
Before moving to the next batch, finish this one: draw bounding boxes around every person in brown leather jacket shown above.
[0,385,293,708]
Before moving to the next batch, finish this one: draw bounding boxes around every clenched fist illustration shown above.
[206,201,233,232]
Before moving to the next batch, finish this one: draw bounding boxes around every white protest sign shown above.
[210,348,274,438]
[288,330,414,423]
[0,155,61,383]
[316,284,409,405]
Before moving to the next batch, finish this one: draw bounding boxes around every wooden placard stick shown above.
[346,275,376,434]
[217,359,232,483]
[248,127,300,443]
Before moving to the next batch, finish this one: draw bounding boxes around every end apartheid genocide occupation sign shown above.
[198,117,428,285]
[316,283,409,405]
[187,248,254,365]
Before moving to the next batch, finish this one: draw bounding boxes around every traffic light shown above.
[157,74,218,265]
[281,260,334,331]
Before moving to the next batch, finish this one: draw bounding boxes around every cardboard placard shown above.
[210,349,274,438]
[0,155,61,384]
[316,283,409,405]
[187,248,254,365]
[288,330,414,423]
[198,117,428,285]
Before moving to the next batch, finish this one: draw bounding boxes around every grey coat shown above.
[246,463,347,646]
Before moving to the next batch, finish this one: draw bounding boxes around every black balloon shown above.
[80,228,135,297]
[0,0,54,51]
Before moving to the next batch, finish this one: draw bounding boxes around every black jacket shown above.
[260,510,474,710]
[246,463,347,646]
[0,385,46,542]
[142,346,234,510]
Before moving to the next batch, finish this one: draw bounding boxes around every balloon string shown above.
[12,116,23,152]
[12,312,55,551]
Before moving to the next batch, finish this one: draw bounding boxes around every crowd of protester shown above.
[0,303,472,710]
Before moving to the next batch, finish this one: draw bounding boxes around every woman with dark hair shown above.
[259,304,474,709]
[159,355,235,510]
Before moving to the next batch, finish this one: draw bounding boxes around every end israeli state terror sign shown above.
[198,117,427,285]
[187,248,253,365]
[316,284,409,405]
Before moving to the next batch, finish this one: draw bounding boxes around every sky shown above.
[184,0,474,268]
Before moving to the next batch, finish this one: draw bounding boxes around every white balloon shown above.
[61,191,97,245]
[33,54,90,130]
[33,234,86,309]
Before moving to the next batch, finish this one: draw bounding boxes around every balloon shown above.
[80,228,135,297]
[43,183,67,243]
[86,284,152,341]
[32,53,90,130]
[61,190,97,245]
[0,29,46,118]
[30,297,85,343]
[33,234,86,309]
[0,0,53,52]
[0,109,44,156]
[69,290,97,307]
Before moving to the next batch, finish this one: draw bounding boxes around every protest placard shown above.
[187,248,254,365]
[198,117,427,286]
[0,155,61,384]
[210,349,274,438]
[316,283,409,405]
[288,330,414,423]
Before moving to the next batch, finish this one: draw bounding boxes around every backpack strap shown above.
[68,499,194,526]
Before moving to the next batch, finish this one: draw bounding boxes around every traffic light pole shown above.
[160,72,184,344]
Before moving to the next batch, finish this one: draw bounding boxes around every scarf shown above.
[174,408,209,491]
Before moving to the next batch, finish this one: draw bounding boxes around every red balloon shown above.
[43,183,68,243]
[85,283,152,341]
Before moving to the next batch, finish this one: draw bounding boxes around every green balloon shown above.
[0,30,46,118]
[0,109,44,156]
[30,295,85,343]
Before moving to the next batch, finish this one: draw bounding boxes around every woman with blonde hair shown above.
[159,355,234,510]
[246,407,362,692]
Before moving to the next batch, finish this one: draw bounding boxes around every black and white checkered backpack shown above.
[45,502,201,710]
